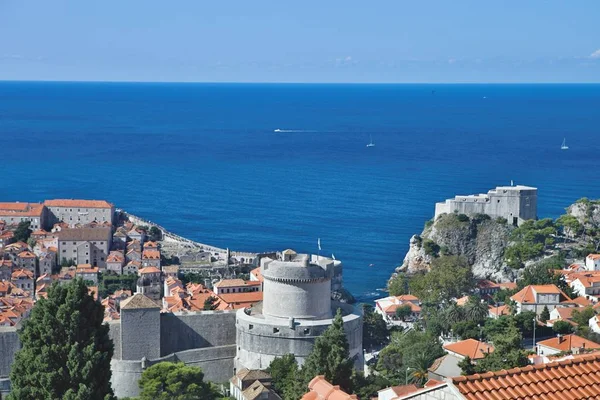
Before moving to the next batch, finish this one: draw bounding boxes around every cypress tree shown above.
[8,279,115,400]
[302,308,354,392]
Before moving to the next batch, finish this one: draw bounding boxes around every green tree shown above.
[556,214,583,239]
[149,226,162,241]
[362,304,388,350]
[395,304,412,321]
[464,297,489,324]
[302,309,354,392]
[540,306,550,323]
[268,355,305,400]
[457,356,476,375]
[409,256,474,304]
[552,320,574,334]
[406,351,433,386]
[387,274,409,296]
[444,304,465,327]
[476,322,528,373]
[571,307,596,327]
[13,221,32,243]
[138,362,216,400]
[422,239,440,257]
[8,279,115,400]
[513,311,537,336]
[203,296,219,310]
[451,320,481,340]
[376,345,404,381]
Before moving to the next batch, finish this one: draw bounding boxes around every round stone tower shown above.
[235,250,363,372]
[262,253,332,320]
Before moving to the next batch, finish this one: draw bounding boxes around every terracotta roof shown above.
[382,384,419,397]
[0,202,44,217]
[488,304,510,317]
[214,278,261,288]
[218,292,263,309]
[452,354,600,400]
[139,266,161,274]
[497,281,518,290]
[572,296,594,307]
[76,265,99,274]
[444,339,494,360]
[142,250,160,259]
[511,284,570,304]
[44,199,113,209]
[120,293,160,310]
[574,274,600,288]
[17,250,36,258]
[383,301,421,314]
[143,241,158,248]
[587,254,600,260]
[302,376,357,400]
[537,334,600,353]
[455,295,470,306]
[11,269,33,279]
[107,252,125,263]
[250,267,264,282]
[396,294,419,302]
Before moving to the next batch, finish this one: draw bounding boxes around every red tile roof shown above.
[17,250,36,259]
[11,269,33,279]
[214,278,261,288]
[217,292,263,309]
[537,334,600,353]
[452,354,600,400]
[0,202,44,217]
[302,376,357,400]
[444,339,494,360]
[142,250,161,259]
[511,284,571,304]
[139,266,161,274]
[488,304,510,317]
[44,199,113,209]
[572,296,594,307]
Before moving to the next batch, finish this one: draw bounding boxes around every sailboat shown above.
[366,135,375,147]
[561,138,569,150]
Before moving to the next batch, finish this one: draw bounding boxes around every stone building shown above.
[38,252,56,276]
[44,199,115,227]
[434,185,537,226]
[136,267,162,301]
[0,202,46,230]
[106,251,125,274]
[235,250,363,371]
[15,251,37,275]
[57,227,112,268]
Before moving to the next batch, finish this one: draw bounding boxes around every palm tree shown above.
[464,297,489,323]
[407,352,433,386]
[444,304,464,327]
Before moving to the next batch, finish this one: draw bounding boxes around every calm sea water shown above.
[1,82,599,302]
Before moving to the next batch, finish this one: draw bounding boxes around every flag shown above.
[318,238,321,251]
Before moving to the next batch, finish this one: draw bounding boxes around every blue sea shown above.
[1,82,600,302]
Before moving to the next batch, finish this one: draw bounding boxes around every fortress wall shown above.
[160,311,237,356]
[111,345,235,399]
[107,320,121,360]
[0,327,20,378]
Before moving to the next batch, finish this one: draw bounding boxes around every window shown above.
[273,328,279,333]
[62,250,66,253]
[304,328,310,335]
[62,242,66,245]
[249,324,254,330]
[73,242,76,245]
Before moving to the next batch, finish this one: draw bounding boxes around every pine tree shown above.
[8,279,115,400]
[138,362,216,400]
[302,308,354,392]
[540,305,550,323]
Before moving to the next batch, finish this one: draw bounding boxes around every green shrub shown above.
[496,217,508,225]
[457,214,470,222]
[423,239,440,257]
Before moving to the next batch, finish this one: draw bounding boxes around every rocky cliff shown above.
[396,213,516,281]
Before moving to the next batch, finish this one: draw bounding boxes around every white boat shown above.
[274,129,282,133]
[366,135,375,147]
[561,138,569,150]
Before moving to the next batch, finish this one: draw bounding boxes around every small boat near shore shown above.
[367,134,375,147]
[561,138,569,150]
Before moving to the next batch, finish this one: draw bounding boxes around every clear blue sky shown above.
[1,1,599,83]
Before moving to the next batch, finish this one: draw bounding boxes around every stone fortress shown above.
[434,185,537,226]
[1,249,362,398]
[235,250,363,370]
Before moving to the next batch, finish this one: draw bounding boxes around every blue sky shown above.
[1,1,599,83]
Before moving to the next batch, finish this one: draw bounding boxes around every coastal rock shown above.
[396,213,516,282]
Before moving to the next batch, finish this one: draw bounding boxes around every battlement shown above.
[434,185,538,226]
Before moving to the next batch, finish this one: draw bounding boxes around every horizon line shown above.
[1,79,600,85]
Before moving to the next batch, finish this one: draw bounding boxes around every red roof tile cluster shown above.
[302,376,357,400]
[511,284,571,304]
[142,250,161,260]
[0,202,44,217]
[444,339,494,360]
[44,199,113,209]
[214,278,261,288]
[217,292,263,309]
[452,354,600,400]
[537,334,600,353]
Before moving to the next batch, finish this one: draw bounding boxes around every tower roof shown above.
[120,293,160,310]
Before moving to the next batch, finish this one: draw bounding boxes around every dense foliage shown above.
[387,273,409,296]
[137,362,216,400]
[8,279,115,400]
[98,272,138,298]
[13,220,32,243]
[504,219,556,268]
[362,304,389,350]
[409,256,474,304]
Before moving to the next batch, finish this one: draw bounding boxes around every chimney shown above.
[557,334,564,343]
